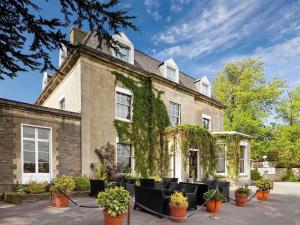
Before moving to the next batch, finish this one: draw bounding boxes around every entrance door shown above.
[189,150,198,180]
[22,125,52,183]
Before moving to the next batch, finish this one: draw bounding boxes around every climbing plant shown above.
[113,71,170,178]
[215,134,243,181]
[165,124,218,180]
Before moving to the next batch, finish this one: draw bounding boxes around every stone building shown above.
[0,28,251,191]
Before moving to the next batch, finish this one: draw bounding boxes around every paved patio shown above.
[1,183,300,225]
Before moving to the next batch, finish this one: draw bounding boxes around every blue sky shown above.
[1,0,300,103]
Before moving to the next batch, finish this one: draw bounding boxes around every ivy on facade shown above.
[113,71,170,178]
[165,124,218,180]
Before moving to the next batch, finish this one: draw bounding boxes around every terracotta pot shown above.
[235,193,248,207]
[103,210,125,225]
[55,193,69,208]
[169,204,188,223]
[206,200,222,213]
[257,191,270,201]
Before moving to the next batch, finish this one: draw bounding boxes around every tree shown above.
[272,87,300,170]
[0,0,137,79]
[213,58,286,159]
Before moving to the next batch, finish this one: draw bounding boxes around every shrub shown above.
[235,186,251,196]
[256,179,273,191]
[95,161,107,180]
[97,187,130,217]
[170,192,188,207]
[74,175,90,191]
[281,170,300,182]
[51,175,75,194]
[251,169,262,181]
[26,181,48,194]
[203,189,226,202]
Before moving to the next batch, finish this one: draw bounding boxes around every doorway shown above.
[189,150,198,180]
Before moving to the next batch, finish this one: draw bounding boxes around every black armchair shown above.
[140,179,155,188]
[125,179,136,196]
[181,183,198,210]
[134,185,170,217]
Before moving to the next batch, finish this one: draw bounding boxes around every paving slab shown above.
[1,188,300,225]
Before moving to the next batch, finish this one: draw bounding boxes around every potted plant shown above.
[256,179,273,201]
[169,192,188,223]
[90,161,107,197]
[235,186,251,207]
[203,189,226,213]
[97,187,130,225]
[51,175,75,208]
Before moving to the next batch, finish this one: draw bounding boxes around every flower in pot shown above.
[256,179,273,201]
[51,175,75,208]
[203,189,226,214]
[169,192,188,223]
[235,186,251,207]
[97,187,130,225]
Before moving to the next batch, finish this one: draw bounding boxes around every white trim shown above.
[111,32,134,65]
[217,145,227,176]
[21,124,52,184]
[212,131,251,138]
[202,113,212,131]
[195,76,211,97]
[115,86,133,122]
[169,101,181,125]
[239,142,248,176]
[159,58,179,84]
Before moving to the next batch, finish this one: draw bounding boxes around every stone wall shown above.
[0,98,81,192]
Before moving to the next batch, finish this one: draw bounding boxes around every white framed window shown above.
[217,144,226,174]
[202,83,209,96]
[240,145,247,174]
[21,124,52,183]
[59,97,65,110]
[115,87,133,122]
[202,114,211,131]
[116,45,130,62]
[166,66,176,81]
[116,143,133,173]
[169,102,181,125]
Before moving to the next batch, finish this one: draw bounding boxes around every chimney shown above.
[70,27,87,45]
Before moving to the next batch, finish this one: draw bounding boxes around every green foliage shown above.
[26,181,48,194]
[256,179,273,191]
[95,161,108,180]
[148,176,162,182]
[50,175,75,194]
[95,142,117,179]
[170,192,188,207]
[74,175,90,191]
[251,169,263,181]
[281,170,300,182]
[213,58,285,160]
[235,186,251,196]
[97,187,130,217]
[113,71,170,177]
[165,124,217,179]
[203,189,226,202]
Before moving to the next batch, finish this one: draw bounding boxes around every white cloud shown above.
[153,0,262,59]
[170,0,191,12]
[144,0,161,21]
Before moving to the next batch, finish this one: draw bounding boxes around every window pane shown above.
[38,163,49,173]
[38,152,49,163]
[117,144,131,173]
[116,92,132,120]
[23,140,35,151]
[240,146,246,173]
[38,128,50,140]
[24,151,35,163]
[24,163,35,173]
[217,146,225,173]
[38,141,49,153]
[23,126,35,138]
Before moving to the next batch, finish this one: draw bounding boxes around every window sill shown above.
[115,117,132,123]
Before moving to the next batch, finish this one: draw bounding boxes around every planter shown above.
[103,210,125,225]
[206,200,222,213]
[55,193,69,208]
[169,205,187,223]
[90,179,105,197]
[257,191,270,201]
[235,193,248,207]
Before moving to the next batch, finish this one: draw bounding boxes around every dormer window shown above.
[116,44,130,62]
[195,76,211,97]
[159,58,179,83]
[111,32,134,65]
[166,66,176,81]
